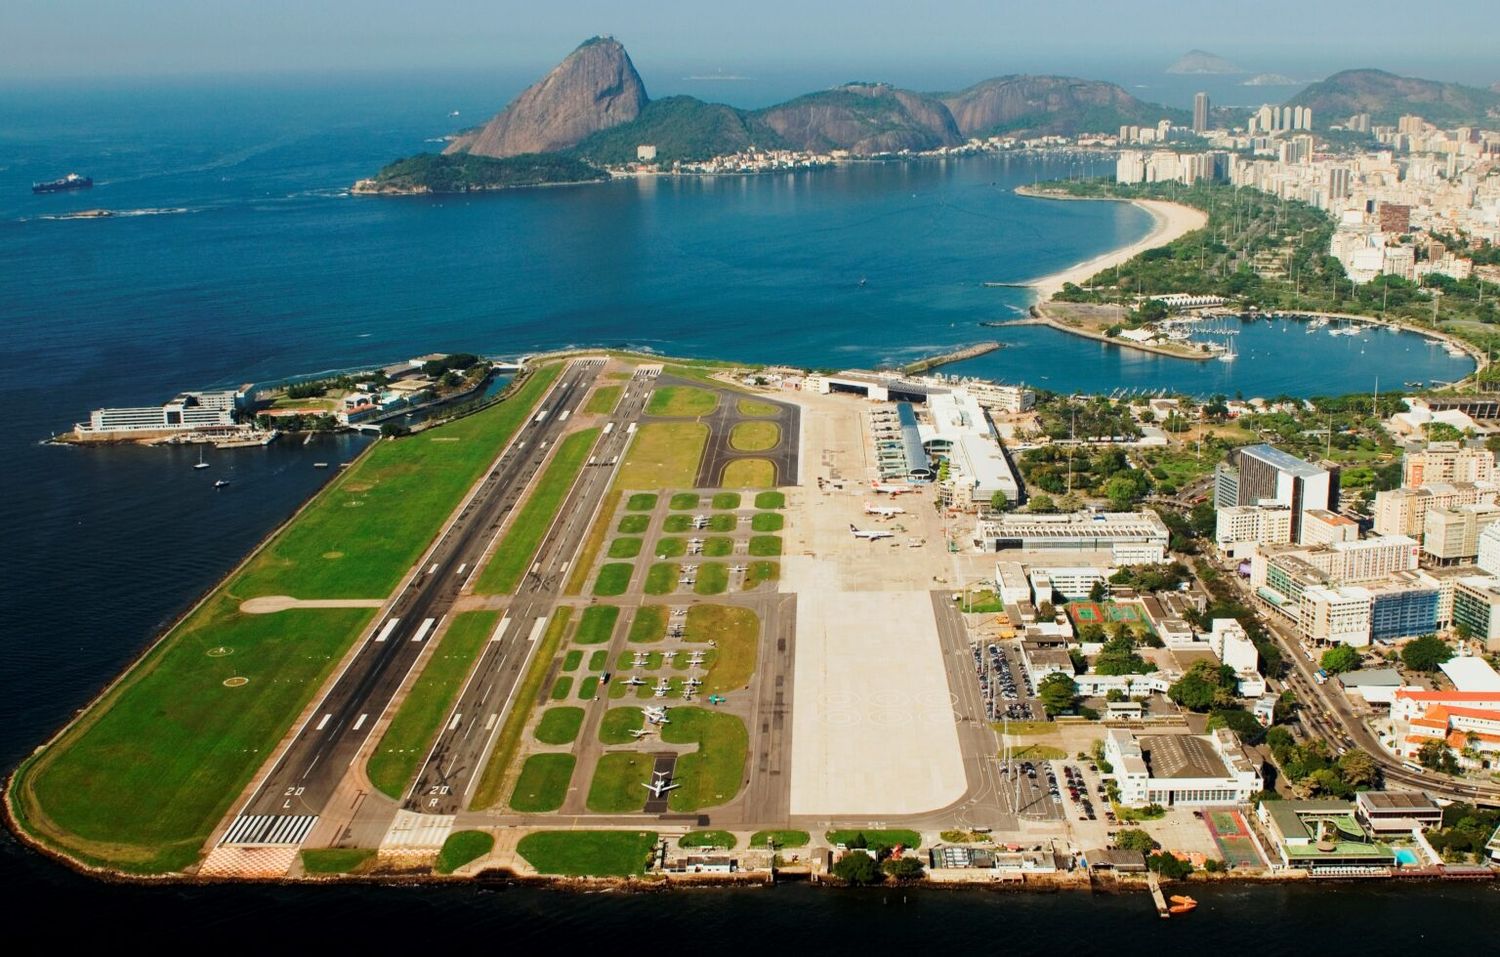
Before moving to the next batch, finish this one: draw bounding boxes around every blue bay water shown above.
[0,76,1483,935]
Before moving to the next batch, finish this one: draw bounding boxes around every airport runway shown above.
[403,368,657,816]
[219,359,607,846]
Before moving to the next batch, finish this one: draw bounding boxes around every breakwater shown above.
[901,341,1003,375]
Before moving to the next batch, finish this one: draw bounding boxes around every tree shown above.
[1089,580,1108,603]
[1337,749,1380,789]
[1038,672,1080,716]
[1168,660,1237,712]
[1320,645,1361,674]
[1147,852,1193,880]
[1027,493,1057,514]
[989,490,1013,512]
[1401,635,1454,672]
[1114,829,1159,853]
[882,856,925,881]
[832,851,883,885]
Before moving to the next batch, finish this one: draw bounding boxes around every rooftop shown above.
[1140,734,1227,779]
[1355,790,1440,813]
[1440,656,1500,693]
[1241,443,1327,479]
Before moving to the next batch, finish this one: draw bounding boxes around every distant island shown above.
[1242,73,1299,87]
[352,152,607,195]
[1165,50,1243,75]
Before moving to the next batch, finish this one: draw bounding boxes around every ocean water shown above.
[0,77,1485,935]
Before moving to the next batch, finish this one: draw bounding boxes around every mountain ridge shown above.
[1287,68,1500,127]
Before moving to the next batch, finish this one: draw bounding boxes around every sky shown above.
[2,0,1497,86]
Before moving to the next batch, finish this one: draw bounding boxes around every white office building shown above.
[80,390,241,436]
[1105,729,1262,807]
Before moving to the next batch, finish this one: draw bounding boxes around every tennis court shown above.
[1066,601,1147,625]
[1206,809,1264,868]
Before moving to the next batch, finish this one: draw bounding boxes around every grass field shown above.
[598,707,644,744]
[693,563,728,595]
[1009,743,1068,761]
[564,488,620,597]
[826,829,921,851]
[729,421,780,452]
[662,514,691,533]
[615,423,708,490]
[708,513,735,532]
[743,561,779,590]
[607,537,642,559]
[647,386,718,417]
[366,610,498,799]
[586,752,654,812]
[679,830,737,849]
[435,830,494,874]
[711,492,741,509]
[575,605,619,645]
[686,604,758,694]
[618,514,650,534]
[516,830,658,877]
[625,493,658,511]
[737,399,779,417]
[628,606,667,643]
[588,650,607,671]
[750,512,783,532]
[654,537,686,558]
[534,707,584,745]
[509,754,575,813]
[300,847,376,874]
[474,427,600,594]
[584,385,621,415]
[702,537,733,557]
[577,676,599,699]
[593,563,633,596]
[748,535,782,557]
[662,708,748,812]
[644,563,679,595]
[669,493,700,510]
[562,650,582,672]
[751,830,810,849]
[550,676,573,700]
[470,609,572,809]
[754,491,785,509]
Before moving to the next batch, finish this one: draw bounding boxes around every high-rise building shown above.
[1193,92,1210,133]
[1216,444,1337,543]
[1327,166,1351,200]
[1403,443,1497,487]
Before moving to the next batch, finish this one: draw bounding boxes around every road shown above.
[404,367,656,816]
[218,359,606,846]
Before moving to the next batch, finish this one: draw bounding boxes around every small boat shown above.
[1168,895,1197,915]
[214,479,230,488]
[313,462,329,469]
[193,447,210,470]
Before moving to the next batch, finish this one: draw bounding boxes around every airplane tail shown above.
[849,524,858,532]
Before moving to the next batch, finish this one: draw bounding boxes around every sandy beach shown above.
[1019,192,1209,302]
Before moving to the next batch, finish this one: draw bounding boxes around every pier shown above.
[901,341,1002,376]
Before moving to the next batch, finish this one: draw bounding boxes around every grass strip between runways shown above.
[475,427,601,595]
[366,610,499,799]
[470,609,573,809]
[564,489,621,596]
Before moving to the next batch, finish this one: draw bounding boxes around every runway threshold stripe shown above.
[490,617,511,643]
[484,713,498,731]
[411,617,436,643]
[353,713,368,731]
[374,618,401,643]
[315,713,332,731]
[527,617,548,643]
[448,713,462,730]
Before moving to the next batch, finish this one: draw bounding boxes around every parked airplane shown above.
[871,482,915,496]
[850,524,895,541]
[865,501,906,518]
[643,771,680,798]
[628,728,655,739]
[643,706,670,725]
[621,675,648,687]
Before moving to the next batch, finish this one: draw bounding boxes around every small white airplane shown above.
[692,515,710,529]
[670,608,686,618]
[628,727,655,739]
[871,482,915,496]
[729,564,747,574]
[643,707,670,725]
[684,677,702,688]
[865,501,905,518]
[621,675,648,687]
[643,772,680,798]
[631,653,649,666]
[653,679,671,697]
[850,524,895,541]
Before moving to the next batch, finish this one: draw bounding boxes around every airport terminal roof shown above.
[1140,734,1227,780]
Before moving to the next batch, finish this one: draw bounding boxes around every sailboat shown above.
[193,447,211,470]
[1217,336,1237,362]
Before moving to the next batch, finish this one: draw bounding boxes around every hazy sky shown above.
[3,0,1497,83]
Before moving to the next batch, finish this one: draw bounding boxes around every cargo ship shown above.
[31,173,93,194]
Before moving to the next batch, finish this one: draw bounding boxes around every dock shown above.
[1147,871,1169,918]
[900,341,1002,376]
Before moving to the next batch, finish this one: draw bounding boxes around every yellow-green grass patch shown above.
[685,604,759,694]
[694,563,729,595]
[534,707,584,745]
[729,421,780,452]
[708,513,736,532]
[574,605,619,644]
[751,512,783,532]
[702,537,733,557]
[599,708,645,744]
[644,563,680,595]
[517,830,658,877]
[743,561,779,590]
[646,386,718,417]
[475,427,600,594]
[607,537,642,559]
[435,830,494,874]
[301,848,376,874]
[679,830,737,849]
[748,535,782,557]
[628,606,667,643]
[510,754,575,813]
[550,676,573,700]
[737,398,779,417]
[618,514,650,534]
[565,488,620,596]
[754,491,785,509]
[470,609,572,809]
[625,493,658,511]
[577,676,600,699]
[654,537,686,558]
[593,563,633,596]
[669,492,701,510]
[587,650,608,671]
[562,650,582,672]
[615,422,708,490]
[711,492,741,509]
[662,514,692,533]
[366,610,498,799]
[663,708,748,812]
[722,458,775,488]
[826,829,922,851]
[584,385,622,415]
[586,753,654,812]
[751,830,810,849]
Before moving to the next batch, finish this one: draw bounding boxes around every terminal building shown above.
[1104,729,1262,807]
[974,510,1170,564]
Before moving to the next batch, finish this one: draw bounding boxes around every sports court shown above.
[1066,601,1147,626]
[1205,808,1264,868]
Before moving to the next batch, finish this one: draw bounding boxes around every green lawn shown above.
[550,676,573,700]
[577,676,600,699]
[723,459,774,488]
[646,386,718,417]
[301,847,376,874]
[654,537,686,558]
[729,421,780,452]
[516,830,658,877]
[587,752,654,812]
[708,513,736,532]
[593,563,633,596]
[663,708,748,812]
[625,493,658,511]
[679,829,737,849]
[471,609,572,809]
[669,492,701,510]
[584,385,622,415]
[711,492,741,510]
[435,830,495,874]
[694,563,728,595]
[607,537,642,559]
[737,398,779,417]
[588,650,608,671]
[702,537,733,557]
[562,650,582,672]
[599,707,645,744]
[663,514,691,533]
[751,830,810,849]
[628,606,667,643]
[615,422,708,490]
[366,610,498,799]
[743,561,779,591]
[618,514,650,534]
[644,563,680,595]
[748,535,782,557]
[826,830,922,851]
[686,604,759,694]
[574,605,619,645]
[755,491,785,509]
[751,512,783,532]
[475,427,600,594]
[509,754,575,813]
[534,707,584,745]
